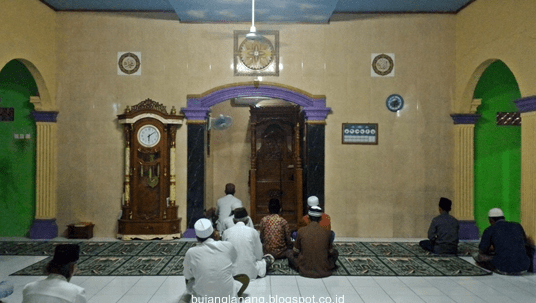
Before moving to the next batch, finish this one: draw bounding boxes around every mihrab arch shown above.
[181,81,331,227]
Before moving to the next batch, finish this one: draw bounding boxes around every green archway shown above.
[474,60,521,233]
[0,59,38,236]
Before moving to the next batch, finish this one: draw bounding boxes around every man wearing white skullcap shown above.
[296,196,331,231]
[183,218,249,299]
[288,206,339,278]
[474,208,533,275]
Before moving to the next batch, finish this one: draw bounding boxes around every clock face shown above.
[386,94,404,112]
[137,125,161,147]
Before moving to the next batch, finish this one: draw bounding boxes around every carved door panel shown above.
[250,106,303,229]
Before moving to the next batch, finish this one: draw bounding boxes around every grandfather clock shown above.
[117,99,184,240]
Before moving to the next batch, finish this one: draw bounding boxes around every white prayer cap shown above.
[308,206,323,217]
[194,218,214,238]
[488,208,504,218]
[307,196,319,207]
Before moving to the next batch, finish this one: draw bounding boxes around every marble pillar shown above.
[305,121,326,212]
[187,121,206,228]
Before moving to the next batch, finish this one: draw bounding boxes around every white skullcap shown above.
[194,218,214,238]
[308,206,323,217]
[488,208,504,218]
[307,196,319,207]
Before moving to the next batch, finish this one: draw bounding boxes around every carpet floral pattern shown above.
[1,241,489,277]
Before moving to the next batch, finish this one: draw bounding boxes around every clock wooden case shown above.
[117,99,184,239]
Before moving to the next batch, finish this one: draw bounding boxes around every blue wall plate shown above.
[386,94,404,112]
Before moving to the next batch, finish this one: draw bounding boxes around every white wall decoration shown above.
[118,52,141,76]
[371,53,395,77]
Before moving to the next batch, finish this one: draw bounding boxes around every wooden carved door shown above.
[249,105,303,230]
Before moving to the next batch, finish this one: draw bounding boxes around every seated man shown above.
[221,201,254,235]
[23,244,87,303]
[474,208,532,275]
[288,206,339,278]
[259,198,293,259]
[296,196,331,231]
[223,208,274,280]
[419,197,459,255]
[216,183,243,232]
[184,218,249,299]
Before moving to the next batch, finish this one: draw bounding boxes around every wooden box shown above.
[67,223,94,239]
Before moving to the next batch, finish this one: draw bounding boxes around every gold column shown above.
[452,124,475,220]
[170,146,176,206]
[35,122,57,219]
[519,111,536,239]
[124,146,130,206]
[450,114,480,221]
[514,97,536,239]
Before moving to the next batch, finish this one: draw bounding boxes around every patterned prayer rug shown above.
[5,241,489,277]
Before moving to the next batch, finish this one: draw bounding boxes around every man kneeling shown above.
[184,218,249,300]
[474,208,532,275]
[289,206,338,278]
[23,244,87,303]
[223,208,274,280]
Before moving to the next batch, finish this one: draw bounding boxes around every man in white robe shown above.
[216,183,243,232]
[23,244,87,303]
[221,202,254,235]
[183,218,249,300]
[223,208,274,280]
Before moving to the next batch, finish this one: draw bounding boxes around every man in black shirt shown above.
[474,208,532,275]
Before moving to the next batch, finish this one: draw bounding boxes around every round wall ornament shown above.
[386,94,404,112]
[372,53,394,76]
[118,52,141,75]
[238,37,275,71]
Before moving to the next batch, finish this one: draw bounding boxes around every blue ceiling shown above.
[40,0,475,23]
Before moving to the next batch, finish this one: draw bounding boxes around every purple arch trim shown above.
[32,111,58,122]
[514,95,536,113]
[181,83,331,121]
[450,114,481,125]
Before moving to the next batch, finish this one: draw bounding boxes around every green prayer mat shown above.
[3,241,490,277]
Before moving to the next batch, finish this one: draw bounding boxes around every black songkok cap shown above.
[439,197,452,212]
[51,244,80,265]
[233,207,248,220]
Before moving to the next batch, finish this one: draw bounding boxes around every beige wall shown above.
[52,12,455,238]
[208,101,253,213]
[1,0,57,110]
[455,0,536,112]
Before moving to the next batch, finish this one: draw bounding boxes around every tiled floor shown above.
[1,238,535,303]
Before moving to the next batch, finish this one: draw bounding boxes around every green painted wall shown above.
[474,61,521,234]
[0,60,38,237]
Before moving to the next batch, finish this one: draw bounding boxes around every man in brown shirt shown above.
[288,206,339,278]
[296,196,331,231]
